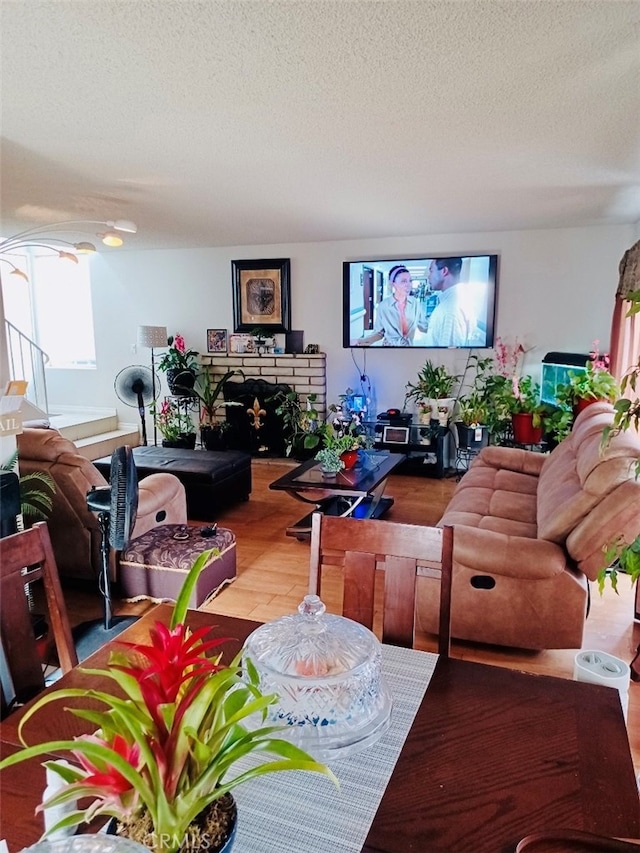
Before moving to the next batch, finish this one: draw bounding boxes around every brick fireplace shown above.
[199,352,327,456]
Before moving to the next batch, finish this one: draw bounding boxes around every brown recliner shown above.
[16,428,187,582]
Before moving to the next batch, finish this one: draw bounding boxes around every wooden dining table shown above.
[1,604,639,853]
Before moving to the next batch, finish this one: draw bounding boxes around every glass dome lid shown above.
[243,595,392,761]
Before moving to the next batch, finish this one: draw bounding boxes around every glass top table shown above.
[269,451,406,538]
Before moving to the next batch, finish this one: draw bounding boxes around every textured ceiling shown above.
[1,0,639,250]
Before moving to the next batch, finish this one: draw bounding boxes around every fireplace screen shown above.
[224,378,292,457]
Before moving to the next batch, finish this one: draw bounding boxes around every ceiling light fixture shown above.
[74,242,97,254]
[100,231,123,248]
[0,218,137,280]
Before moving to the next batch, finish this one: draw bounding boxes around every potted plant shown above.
[454,353,510,445]
[0,553,337,853]
[542,403,573,448]
[455,393,490,450]
[270,390,324,460]
[505,375,548,444]
[250,326,274,354]
[314,446,344,476]
[193,369,244,451]
[1,452,55,521]
[158,334,199,395]
[324,410,373,469]
[404,360,460,424]
[556,343,620,416]
[152,399,197,449]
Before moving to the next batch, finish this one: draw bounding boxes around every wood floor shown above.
[63,459,640,770]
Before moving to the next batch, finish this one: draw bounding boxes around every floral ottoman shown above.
[119,524,236,607]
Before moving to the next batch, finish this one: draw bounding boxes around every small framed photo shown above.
[229,333,252,354]
[231,258,291,333]
[383,425,410,445]
[207,329,228,353]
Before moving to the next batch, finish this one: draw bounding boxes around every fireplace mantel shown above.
[200,352,327,421]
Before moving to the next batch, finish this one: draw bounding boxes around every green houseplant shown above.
[556,344,620,413]
[151,399,196,448]
[193,369,244,451]
[323,411,373,468]
[271,390,324,459]
[455,393,490,450]
[314,446,344,475]
[158,334,199,395]
[405,360,460,403]
[0,452,55,521]
[404,360,460,424]
[0,552,337,853]
[503,374,548,444]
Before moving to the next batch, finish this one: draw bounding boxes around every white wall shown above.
[44,223,636,423]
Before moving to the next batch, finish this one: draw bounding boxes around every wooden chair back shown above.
[309,513,454,655]
[0,522,78,716]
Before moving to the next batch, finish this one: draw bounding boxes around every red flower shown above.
[114,623,227,729]
[73,734,140,795]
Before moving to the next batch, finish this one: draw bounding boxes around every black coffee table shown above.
[269,451,406,538]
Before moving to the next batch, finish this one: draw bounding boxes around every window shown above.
[2,249,96,369]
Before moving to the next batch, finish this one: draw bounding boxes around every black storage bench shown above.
[94,447,252,522]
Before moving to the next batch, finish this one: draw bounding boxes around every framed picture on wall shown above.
[231,258,291,333]
[206,329,228,353]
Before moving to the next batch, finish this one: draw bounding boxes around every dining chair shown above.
[308,513,454,655]
[0,521,78,716]
[515,829,640,851]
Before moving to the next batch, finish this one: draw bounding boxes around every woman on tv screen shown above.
[352,264,428,347]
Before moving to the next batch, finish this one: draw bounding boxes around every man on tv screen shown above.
[423,257,486,347]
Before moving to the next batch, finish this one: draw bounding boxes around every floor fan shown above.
[74,446,139,659]
[114,365,158,446]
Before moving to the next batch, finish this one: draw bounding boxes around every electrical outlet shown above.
[132,343,137,353]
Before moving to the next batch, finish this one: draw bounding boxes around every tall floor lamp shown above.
[137,325,167,446]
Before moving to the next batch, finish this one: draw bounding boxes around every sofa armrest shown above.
[453,525,568,580]
[133,473,188,538]
[475,446,546,477]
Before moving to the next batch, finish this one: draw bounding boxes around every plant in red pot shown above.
[324,409,373,470]
[556,343,619,417]
[506,375,547,445]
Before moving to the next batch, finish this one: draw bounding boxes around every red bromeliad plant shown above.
[0,551,337,853]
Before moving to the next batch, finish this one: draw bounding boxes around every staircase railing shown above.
[4,320,50,415]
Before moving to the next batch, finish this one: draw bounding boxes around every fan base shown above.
[73,615,138,661]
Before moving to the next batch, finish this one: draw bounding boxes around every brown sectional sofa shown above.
[416,402,640,650]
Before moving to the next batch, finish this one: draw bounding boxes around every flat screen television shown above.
[343,254,498,348]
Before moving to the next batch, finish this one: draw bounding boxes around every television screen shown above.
[343,254,498,348]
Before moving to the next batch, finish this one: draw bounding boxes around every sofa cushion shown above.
[537,403,640,545]
[567,479,640,580]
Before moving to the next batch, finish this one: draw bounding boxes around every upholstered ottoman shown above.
[119,524,236,607]
[94,447,252,521]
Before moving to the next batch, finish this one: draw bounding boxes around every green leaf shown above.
[171,548,219,628]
